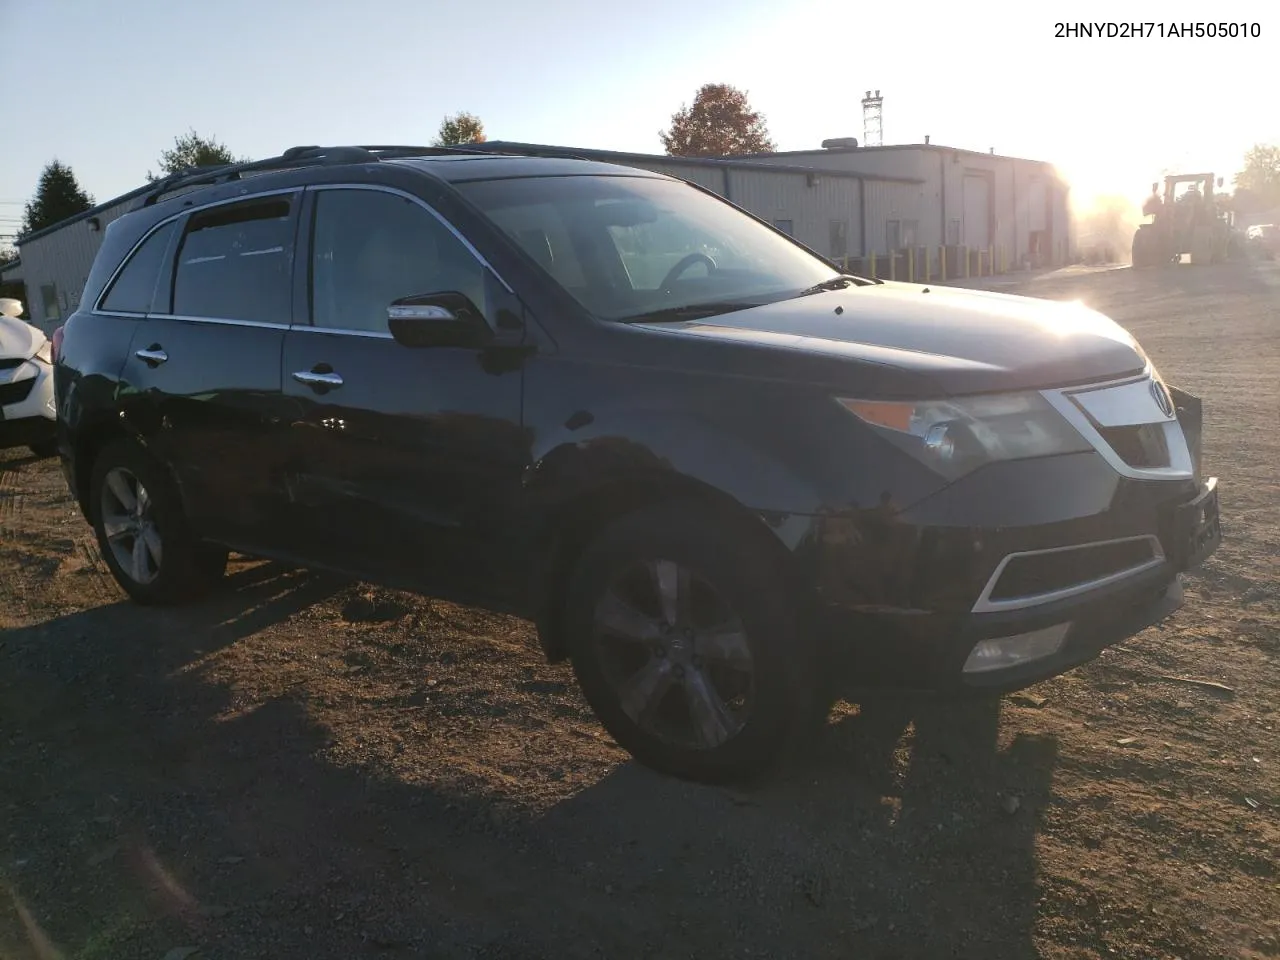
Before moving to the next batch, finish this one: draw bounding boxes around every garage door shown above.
[1028,179,1047,232]
[963,174,991,248]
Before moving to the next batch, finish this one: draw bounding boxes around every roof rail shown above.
[137,143,497,208]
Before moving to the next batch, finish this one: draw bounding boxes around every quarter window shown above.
[310,189,489,333]
[100,221,177,314]
[171,197,294,323]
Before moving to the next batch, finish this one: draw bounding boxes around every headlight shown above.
[836,392,1091,480]
[34,340,53,364]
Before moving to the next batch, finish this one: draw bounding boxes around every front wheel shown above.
[90,439,227,605]
[565,502,817,783]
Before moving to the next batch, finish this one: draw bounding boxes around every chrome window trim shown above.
[286,324,393,340]
[1041,369,1194,481]
[140,313,291,331]
[971,534,1166,614]
[91,188,301,316]
[304,182,515,294]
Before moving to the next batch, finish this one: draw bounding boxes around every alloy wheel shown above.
[100,467,163,585]
[592,558,755,750]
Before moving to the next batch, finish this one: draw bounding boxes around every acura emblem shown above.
[1150,379,1175,419]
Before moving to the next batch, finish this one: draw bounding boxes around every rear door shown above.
[116,191,299,549]
[278,184,529,606]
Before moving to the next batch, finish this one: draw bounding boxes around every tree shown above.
[660,83,775,158]
[147,129,248,181]
[20,160,95,237]
[434,112,486,146]
[1233,144,1280,208]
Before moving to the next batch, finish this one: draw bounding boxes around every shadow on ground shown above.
[1,561,1057,960]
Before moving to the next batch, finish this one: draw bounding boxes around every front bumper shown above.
[810,468,1221,696]
[0,359,56,450]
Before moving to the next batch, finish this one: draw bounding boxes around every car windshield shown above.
[456,175,843,322]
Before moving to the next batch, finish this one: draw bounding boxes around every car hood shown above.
[0,315,46,362]
[633,281,1148,394]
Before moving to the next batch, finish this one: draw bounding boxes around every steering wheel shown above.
[660,252,717,289]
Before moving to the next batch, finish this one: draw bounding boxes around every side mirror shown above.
[1217,177,1224,188]
[387,292,492,348]
[1151,182,1159,195]
[0,298,23,319]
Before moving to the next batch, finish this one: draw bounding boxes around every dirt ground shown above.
[1,261,1277,960]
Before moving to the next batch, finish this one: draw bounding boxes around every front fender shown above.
[527,407,822,524]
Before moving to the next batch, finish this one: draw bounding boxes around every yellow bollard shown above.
[908,247,915,283]
[922,246,930,282]
[940,245,947,281]
[988,246,994,276]
[964,246,970,279]
[890,251,896,282]
[870,250,877,279]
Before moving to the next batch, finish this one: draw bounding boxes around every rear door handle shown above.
[292,369,344,389]
[135,346,168,366]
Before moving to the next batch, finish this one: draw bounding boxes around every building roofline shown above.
[19,140,932,247]
[16,180,161,246]
[729,142,1057,167]
[478,141,924,183]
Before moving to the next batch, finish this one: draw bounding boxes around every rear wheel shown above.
[90,439,227,605]
[1190,225,1214,265]
[1131,228,1154,268]
[565,502,817,783]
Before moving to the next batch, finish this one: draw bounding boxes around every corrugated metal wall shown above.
[623,159,727,194]
[726,169,863,258]
[862,180,923,255]
[19,198,134,330]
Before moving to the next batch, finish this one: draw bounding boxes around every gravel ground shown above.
[1,260,1277,960]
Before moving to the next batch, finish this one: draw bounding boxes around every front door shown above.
[279,185,529,608]
[116,192,299,550]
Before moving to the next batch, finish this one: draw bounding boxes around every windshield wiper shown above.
[619,301,763,324]
[793,274,878,298]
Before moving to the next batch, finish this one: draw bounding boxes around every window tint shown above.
[100,221,177,314]
[171,198,293,323]
[310,189,489,333]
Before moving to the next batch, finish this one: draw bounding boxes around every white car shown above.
[0,298,57,458]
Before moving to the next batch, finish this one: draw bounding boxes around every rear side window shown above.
[170,197,294,323]
[99,221,177,314]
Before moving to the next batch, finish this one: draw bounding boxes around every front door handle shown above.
[135,345,168,366]
[292,368,344,389]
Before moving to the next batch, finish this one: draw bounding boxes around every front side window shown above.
[100,221,177,314]
[310,189,489,334]
[171,197,294,323]
[458,176,838,322]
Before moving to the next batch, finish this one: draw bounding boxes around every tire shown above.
[1131,229,1154,268]
[564,501,816,783]
[1190,226,1214,265]
[28,440,57,459]
[89,438,227,605]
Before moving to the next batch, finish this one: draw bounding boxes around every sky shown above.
[1,0,1275,239]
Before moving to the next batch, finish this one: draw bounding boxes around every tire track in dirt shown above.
[0,459,22,538]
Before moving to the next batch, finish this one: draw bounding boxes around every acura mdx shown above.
[52,145,1221,782]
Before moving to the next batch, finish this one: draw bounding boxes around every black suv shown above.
[53,145,1221,782]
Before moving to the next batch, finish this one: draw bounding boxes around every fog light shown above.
[962,622,1071,674]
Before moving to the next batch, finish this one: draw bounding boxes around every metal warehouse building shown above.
[0,180,156,330]
[1,139,1068,332]
[726,139,1072,269]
